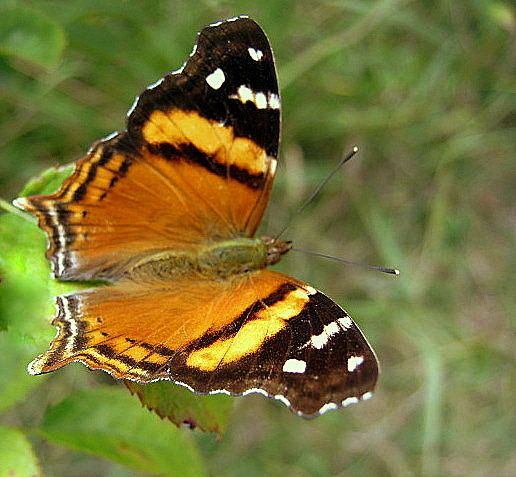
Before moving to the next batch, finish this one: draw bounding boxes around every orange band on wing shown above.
[142,109,272,176]
[185,286,314,371]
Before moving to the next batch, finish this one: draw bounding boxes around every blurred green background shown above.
[0,0,514,476]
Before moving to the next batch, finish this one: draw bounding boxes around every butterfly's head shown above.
[262,236,292,266]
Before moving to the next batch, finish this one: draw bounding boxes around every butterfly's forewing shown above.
[28,270,377,416]
[127,17,280,236]
[15,17,279,281]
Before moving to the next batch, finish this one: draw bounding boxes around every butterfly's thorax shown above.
[126,237,274,281]
[197,237,269,278]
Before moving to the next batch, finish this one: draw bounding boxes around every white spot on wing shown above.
[39,200,69,276]
[242,388,268,397]
[208,389,231,395]
[342,396,359,407]
[171,64,185,75]
[347,355,364,372]
[226,15,247,22]
[174,380,195,393]
[101,131,118,142]
[268,93,280,110]
[189,43,198,57]
[255,92,267,109]
[248,47,263,61]
[269,158,278,176]
[362,391,374,401]
[274,394,291,407]
[308,321,340,349]
[56,223,66,249]
[208,15,247,28]
[12,197,28,210]
[127,96,139,117]
[282,358,306,373]
[231,86,280,110]
[57,253,66,276]
[338,316,353,329]
[237,85,254,102]
[206,68,225,90]
[147,77,165,90]
[304,285,317,295]
[318,402,338,414]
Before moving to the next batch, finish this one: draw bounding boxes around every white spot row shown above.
[170,381,375,418]
[207,386,292,412]
[231,85,280,110]
[302,315,353,350]
[317,391,374,415]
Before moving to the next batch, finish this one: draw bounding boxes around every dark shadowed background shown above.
[0,1,514,476]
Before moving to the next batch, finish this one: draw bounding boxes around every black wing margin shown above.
[127,16,280,158]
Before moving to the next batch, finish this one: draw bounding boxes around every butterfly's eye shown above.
[263,237,292,266]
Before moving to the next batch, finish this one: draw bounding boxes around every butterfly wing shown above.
[28,269,378,416]
[14,17,279,281]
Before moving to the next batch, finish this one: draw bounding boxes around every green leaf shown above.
[0,426,41,477]
[0,5,66,68]
[38,386,205,477]
[0,212,53,411]
[0,213,53,333]
[0,165,85,410]
[0,331,47,415]
[125,381,233,435]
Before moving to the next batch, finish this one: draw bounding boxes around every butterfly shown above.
[13,16,378,417]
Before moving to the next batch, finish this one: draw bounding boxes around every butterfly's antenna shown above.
[291,247,400,276]
[274,146,359,241]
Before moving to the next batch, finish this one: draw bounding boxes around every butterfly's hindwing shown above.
[170,280,378,416]
[28,270,378,416]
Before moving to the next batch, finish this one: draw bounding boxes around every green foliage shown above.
[0,426,41,477]
[38,387,205,476]
[0,5,65,68]
[0,210,55,411]
[0,0,514,476]
[125,381,233,435]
